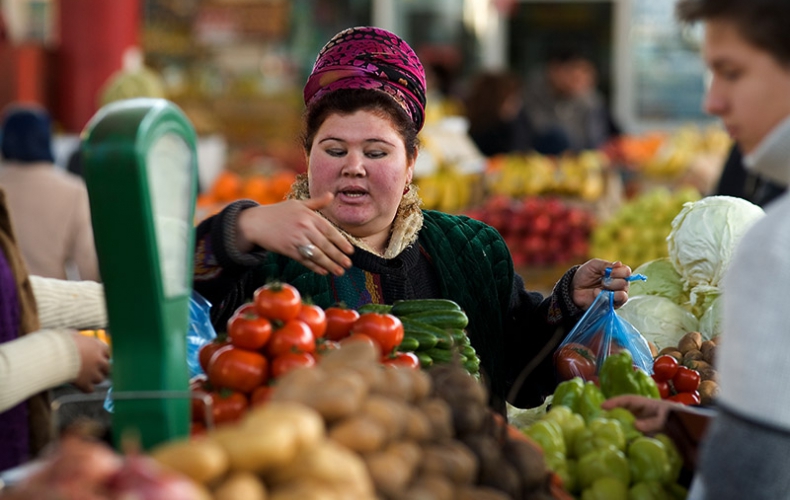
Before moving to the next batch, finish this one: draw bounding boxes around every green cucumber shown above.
[400,317,444,351]
[396,336,420,352]
[391,298,462,316]
[461,345,477,360]
[415,351,434,368]
[464,357,481,373]
[449,329,470,346]
[424,347,454,364]
[357,303,393,314]
[402,310,469,330]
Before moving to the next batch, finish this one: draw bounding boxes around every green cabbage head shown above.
[616,295,699,351]
[629,258,687,305]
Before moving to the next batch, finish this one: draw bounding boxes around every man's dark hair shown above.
[676,0,790,66]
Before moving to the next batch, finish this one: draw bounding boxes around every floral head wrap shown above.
[303,26,427,131]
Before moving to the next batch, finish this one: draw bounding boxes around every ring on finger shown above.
[297,243,316,260]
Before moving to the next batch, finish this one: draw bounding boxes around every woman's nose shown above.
[342,151,366,176]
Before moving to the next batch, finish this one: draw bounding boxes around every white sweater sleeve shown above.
[29,276,107,330]
[0,330,81,412]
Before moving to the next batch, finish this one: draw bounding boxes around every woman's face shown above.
[308,110,415,247]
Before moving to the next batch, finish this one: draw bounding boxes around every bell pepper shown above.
[627,436,671,484]
[635,368,661,399]
[581,476,629,500]
[605,406,642,442]
[572,426,596,459]
[577,447,631,489]
[525,418,566,456]
[655,433,683,484]
[628,481,673,500]
[552,377,584,412]
[599,350,643,398]
[545,405,586,447]
[578,381,605,423]
[548,453,577,494]
[588,417,626,453]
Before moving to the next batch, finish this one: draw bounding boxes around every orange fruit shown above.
[212,171,242,202]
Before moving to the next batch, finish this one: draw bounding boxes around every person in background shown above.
[524,48,614,155]
[0,188,109,472]
[464,70,535,157]
[607,0,790,497]
[192,26,633,413]
[0,105,99,281]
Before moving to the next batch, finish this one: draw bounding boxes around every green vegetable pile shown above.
[524,352,686,499]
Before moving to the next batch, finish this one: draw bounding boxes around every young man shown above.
[606,1,790,498]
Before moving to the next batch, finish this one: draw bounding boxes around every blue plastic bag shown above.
[104,291,217,413]
[555,271,653,382]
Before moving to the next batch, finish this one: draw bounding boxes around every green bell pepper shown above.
[581,476,629,500]
[525,418,566,456]
[635,368,661,399]
[552,376,584,412]
[655,433,683,484]
[578,381,606,423]
[545,405,586,448]
[599,350,642,398]
[628,481,673,500]
[628,436,671,484]
[605,406,643,442]
[577,447,631,489]
[589,417,627,452]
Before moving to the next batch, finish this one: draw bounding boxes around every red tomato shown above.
[296,303,328,339]
[208,345,268,393]
[324,307,360,341]
[250,385,274,407]
[266,320,315,357]
[652,355,679,382]
[271,351,316,378]
[210,390,249,425]
[672,366,701,393]
[350,313,404,356]
[232,302,257,317]
[227,312,272,351]
[253,282,302,322]
[382,351,420,369]
[555,343,597,381]
[654,379,671,399]
[198,339,229,374]
[668,390,701,406]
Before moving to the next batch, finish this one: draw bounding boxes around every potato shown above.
[648,341,659,357]
[149,437,229,485]
[267,441,373,493]
[408,368,433,402]
[399,474,456,500]
[304,369,369,422]
[420,442,478,485]
[678,331,703,354]
[455,486,511,500]
[478,458,521,499]
[501,438,548,492]
[684,359,712,373]
[658,347,683,362]
[699,380,720,405]
[682,349,704,365]
[210,419,299,473]
[700,340,717,365]
[365,449,413,497]
[271,365,328,402]
[268,481,340,500]
[403,406,433,442]
[243,401,325,454]
[386,441,422,472]
[213,472,267,500]
[417,398,454,441]
[361,395,408,441]
[328,414,387,453]
[320,339,379,371]
[376,366,416,401]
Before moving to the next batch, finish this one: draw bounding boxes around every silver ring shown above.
[297,244,316,260]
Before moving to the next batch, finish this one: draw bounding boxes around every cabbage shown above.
[667,196,764,307]
[698,295,723,341]
[629,258,687,304]
[616,295,699,350]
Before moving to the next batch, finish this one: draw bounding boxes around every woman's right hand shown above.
[236,192,355,276]
[71,332,111,393]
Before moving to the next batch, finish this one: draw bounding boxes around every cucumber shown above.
[396,336,420,352]
[464,357,481,373]
[357,303,393,314]
[424,347,454,364]
[400,317,443,351]
[461,345,477,360]
[449,329,470,346]
[415,351,434,368]
[391,298,462,316]
[401,309,469,330]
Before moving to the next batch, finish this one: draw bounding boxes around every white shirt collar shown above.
[743,115,790,187]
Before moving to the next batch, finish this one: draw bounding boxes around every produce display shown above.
[414,167,479,213]
[523,378,688,499]
[654,331,719,406]
[465,195,594,267]
[195,168,298,221]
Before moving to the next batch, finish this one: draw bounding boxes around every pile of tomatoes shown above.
[190,282,418,432]
[651,354,702,405]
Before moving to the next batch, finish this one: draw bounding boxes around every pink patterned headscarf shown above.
[303,26,427,131]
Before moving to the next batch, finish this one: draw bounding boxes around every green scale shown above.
[81,98,198,450]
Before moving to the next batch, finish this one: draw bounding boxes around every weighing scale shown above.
[81,98,198,450]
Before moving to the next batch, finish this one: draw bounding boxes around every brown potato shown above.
[365,449,413,498]
[361,395,408,441]
[658,348,683,363]
[699,380,720,405]
[678,331,703,354]
[149,437,229,485]
[682,349,704,365]
[328,414,387,453]
[402,406,433,442]
[419,442,479,485]
[213,472,267,500]
[399,474,455,500]
[375,366,416,401]
[417,398,454,441]
[455,486,511,500]
[701,341,717,365]
[304,369,369,422]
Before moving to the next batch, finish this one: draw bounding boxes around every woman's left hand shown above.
[571,259,631,310]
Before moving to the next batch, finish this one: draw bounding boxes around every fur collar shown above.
[287,174,424,259]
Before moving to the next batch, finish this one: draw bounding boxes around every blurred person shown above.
[715,142,785,206]
[464,70,535,157]
[524,48,615,154]
[606,0,790,498]
[0,105,99,281]
[0,188,110,472]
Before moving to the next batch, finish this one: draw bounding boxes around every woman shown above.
[193,26,631,412]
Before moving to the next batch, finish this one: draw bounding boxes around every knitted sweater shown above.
[195,203,581,410]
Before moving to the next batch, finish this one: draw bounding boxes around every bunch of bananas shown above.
[414,167,478,213]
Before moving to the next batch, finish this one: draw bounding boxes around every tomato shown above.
[382,351,420,369]
[198,339,229,374]
[672,366,701,393]
[296,303,328,339]
[250,385,274,407]
[207,345,268,393]
[232,302,257,317]
[271,351,316,378]
[210,390,249,425]
[668,390,701,406]
[316,339,341,356]
[350,313,404,356]
[555,343,597,381]
[652,355,679,382]
[654,379,671,399]
[324,307,360,341]
[253,282,302,322]
[227,312,272,351]
[266,319,315,357]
